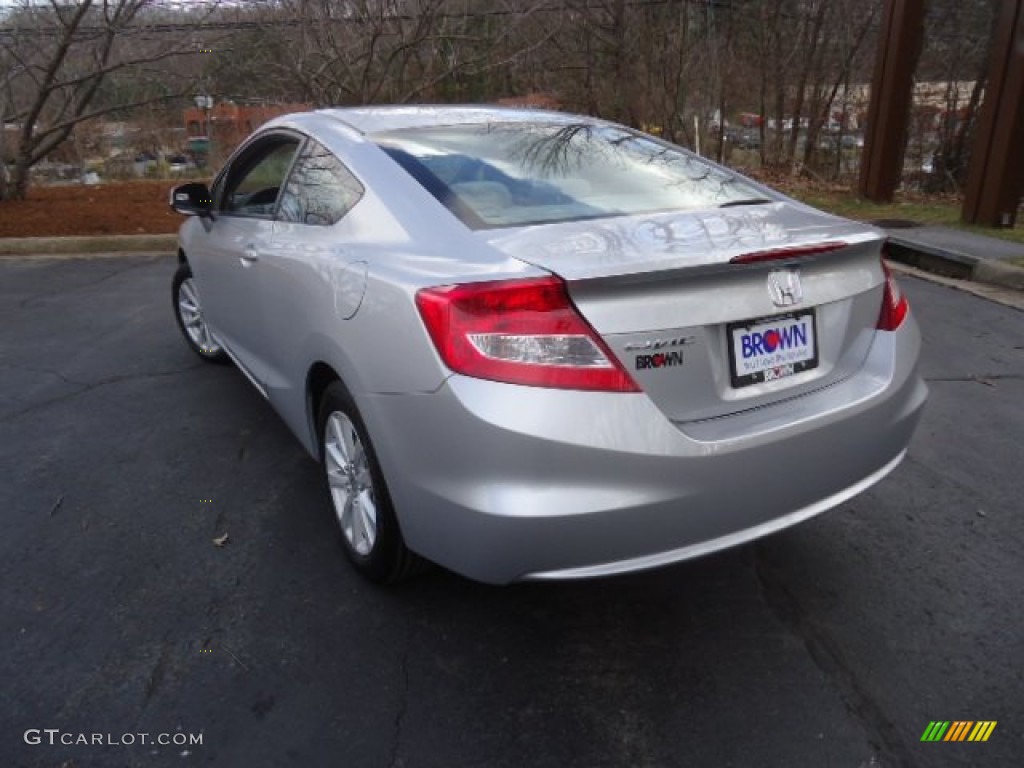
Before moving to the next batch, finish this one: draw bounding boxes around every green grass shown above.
[778,185,1024,245]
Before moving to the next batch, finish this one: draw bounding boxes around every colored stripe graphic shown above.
[968,722,997,742]
[920,721,996,742]
[921,721,950,741]
[945,721,972,741]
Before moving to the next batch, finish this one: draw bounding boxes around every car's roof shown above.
[312,105,594,135]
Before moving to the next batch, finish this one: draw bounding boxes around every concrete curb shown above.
[886,233,1024,292]
[970,259,1024,292]
[0,234,177,256]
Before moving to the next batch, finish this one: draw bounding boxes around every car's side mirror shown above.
[170,182,213,218]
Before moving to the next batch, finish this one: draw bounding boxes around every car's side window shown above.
[220,138,301,218]
[277,140,364,226]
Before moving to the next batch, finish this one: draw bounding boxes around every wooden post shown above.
[858,0,926,202]
[962,0,1024,228]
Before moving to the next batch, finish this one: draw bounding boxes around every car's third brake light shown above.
[415,277,639,391]
[729,241,847,264]
[877,252,909,331]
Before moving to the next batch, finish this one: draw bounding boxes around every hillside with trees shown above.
[0,0,1001,201]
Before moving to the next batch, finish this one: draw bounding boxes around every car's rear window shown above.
[372,122,763,229]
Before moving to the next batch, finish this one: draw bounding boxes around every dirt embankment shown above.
[0,180,188,238]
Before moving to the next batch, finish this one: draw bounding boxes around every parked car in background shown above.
[166,154,191,173]
[725,127,762,150]
[841,133,865,149]
[170,106,927,584]
[817,131,865,152]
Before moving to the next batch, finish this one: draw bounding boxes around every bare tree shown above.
[800,0,880,173]
[0,0,221,200]
[920,0,998,192]
[210,0,561,108]
[0,0,1001,199]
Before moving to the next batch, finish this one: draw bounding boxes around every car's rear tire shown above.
[318,381,424,583]
[172,263,228,363]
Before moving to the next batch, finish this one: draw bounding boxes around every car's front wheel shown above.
[172,263,227,363]
[319,382,424,583]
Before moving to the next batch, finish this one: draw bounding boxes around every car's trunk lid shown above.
[478,203,886,422]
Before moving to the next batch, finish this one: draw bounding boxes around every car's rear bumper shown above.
[525,448,907,580]
[361,318,927,584]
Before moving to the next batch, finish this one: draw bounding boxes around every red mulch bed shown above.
[0,180,187,238]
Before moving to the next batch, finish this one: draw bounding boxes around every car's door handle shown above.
[240,247,259,266]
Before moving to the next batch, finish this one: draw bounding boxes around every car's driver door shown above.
[190,132,302,390]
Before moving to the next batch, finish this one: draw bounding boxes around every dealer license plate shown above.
[728,310,818,388]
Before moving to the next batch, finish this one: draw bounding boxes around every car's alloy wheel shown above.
[324,411,378,556]
[172,264,227,362]
[178,278,219,352]
[318,382,424,583]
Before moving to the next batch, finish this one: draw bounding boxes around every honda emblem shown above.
[767,269,802,307]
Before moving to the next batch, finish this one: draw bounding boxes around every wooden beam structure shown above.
[858,0,926,202]
[962,0,1024,228]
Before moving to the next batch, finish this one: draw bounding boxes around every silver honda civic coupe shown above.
[170,106,927,585]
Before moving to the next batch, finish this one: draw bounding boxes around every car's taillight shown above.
[877,250,909,331]
[415,276,639,392]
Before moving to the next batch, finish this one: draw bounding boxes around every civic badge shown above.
[767,269,802,307]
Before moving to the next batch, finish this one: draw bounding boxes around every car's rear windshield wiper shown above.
[719,198,775,208]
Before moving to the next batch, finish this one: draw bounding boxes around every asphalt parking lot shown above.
[2,255,1022,767]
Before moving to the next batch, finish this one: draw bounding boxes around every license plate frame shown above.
[727,309,819,388]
